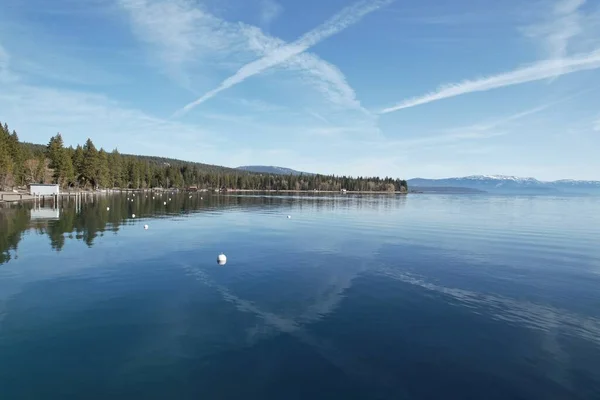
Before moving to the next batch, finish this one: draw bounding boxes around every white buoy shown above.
[201,197,203,200]
[169,198,171,201]
[133,194,135,197]
[144,224,149,230]
[131,199,134,202]
[164,201,167,205]
[132,213,136,218]
[189,195,192,198]
[217,253,227,265]
[287,215,291,219]
[153,196,155,199]
[107,207,110,211]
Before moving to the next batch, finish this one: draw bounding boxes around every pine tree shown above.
[72,145,85,186]
[63,155,75,188]
[97,149,110,188]
[127,159,142,189]
[2,122,410,193]
[35,153,47,183]
[8,131,24,187]
[82,139,98,188]
[0,128,13,189]
[47,133,69,186]
[108,149,123,188]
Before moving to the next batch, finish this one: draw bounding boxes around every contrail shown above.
[173,0,394,117]
[380,49,600,114]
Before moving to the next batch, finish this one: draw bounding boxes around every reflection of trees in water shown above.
[1,193,408,265]
[1,196,129,264]
[0,206,30,264]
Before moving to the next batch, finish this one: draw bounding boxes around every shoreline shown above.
[0,188,408,205]
[222,189,407,194]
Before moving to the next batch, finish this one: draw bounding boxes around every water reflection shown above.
[1,193,600,399]
[0,192,407,265]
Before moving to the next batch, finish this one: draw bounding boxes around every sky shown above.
[0,0,599,180]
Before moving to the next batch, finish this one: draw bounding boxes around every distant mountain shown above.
[236,165,313,176]
[409,186,486,194]
[408,175,600,195]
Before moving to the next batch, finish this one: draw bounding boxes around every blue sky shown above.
[0,0,599,180]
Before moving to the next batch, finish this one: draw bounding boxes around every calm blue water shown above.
[1,193,599,399]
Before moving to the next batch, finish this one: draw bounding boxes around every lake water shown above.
[1,193,599,399]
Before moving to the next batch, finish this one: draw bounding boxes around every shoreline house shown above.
[30,184,59,196]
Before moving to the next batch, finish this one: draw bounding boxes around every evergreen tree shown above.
[0,121,410,193]
[97,149,110,188]
[72,145,85,186]
[0,128,13,189]
[35,153,47,183]
[108,149,123,188]
[63,154,75,188]
[82,139,98,188]
[8,131,24,187]
[46,133,72,186]
[143,161,151,189]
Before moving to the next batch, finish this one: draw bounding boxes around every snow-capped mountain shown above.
[408,176,600,195]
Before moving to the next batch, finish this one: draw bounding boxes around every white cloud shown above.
[241,25,366,111]
[0,43,8,76]
[259,0,283,27]
[524,0,586,61]
[307,125,381,138]
[367,103,554,151]
[0,79,224,163]
[117,0,251,88]
[175,0,394,115]
[0,43,17,83]
[554,0,586,15]
[305,109,330,124]
[381,0,600,114]
[118,0,369,114]
[380,49,600,113]
[228,97,287,112]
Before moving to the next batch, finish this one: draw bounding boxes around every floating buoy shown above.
[107,207,110,211]
[164,201,167,205]
[287,215,291,219]
[133,194,135,197]
[189,195,192,198]
[131,199,134,202]
[132,214,136,218]
[144,224,148,230]
[217,253,227,265]
[153,196,155,199]
[169,198,171,201]
[200,197,203,200]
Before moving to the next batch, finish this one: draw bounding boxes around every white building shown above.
[30,184,60,196]
[31,208,60,220]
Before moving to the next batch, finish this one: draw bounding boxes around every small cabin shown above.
[340,189,347,193]
[30,184,59,196]
[31,208,60,220]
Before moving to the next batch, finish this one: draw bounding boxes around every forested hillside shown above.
[0,122,408,192]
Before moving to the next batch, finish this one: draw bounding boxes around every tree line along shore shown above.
[0,121,408,196]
